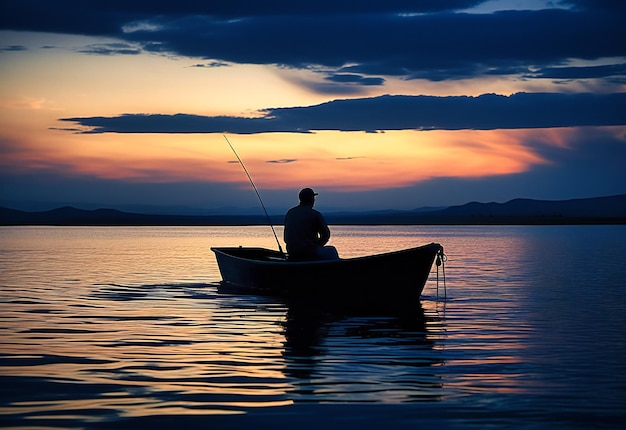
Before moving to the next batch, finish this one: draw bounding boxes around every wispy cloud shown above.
[78,42,142,56]
[325,73,385,86]
[266,159,298,164]
[190,61,230,68]
[526,63,626,80]
[0,45,27,52]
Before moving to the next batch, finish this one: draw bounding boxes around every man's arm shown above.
[316,213,331,246]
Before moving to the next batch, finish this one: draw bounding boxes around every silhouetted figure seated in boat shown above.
[284,188,339,262]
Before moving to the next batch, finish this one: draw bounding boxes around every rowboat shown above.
[212,243,444,309]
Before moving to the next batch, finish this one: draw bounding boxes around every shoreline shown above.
[2,217,625,226]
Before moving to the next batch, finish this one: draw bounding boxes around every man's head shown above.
[298,187,318,205]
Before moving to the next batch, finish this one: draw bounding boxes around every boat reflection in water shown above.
[285,300,443,402]
[219,278,445,403]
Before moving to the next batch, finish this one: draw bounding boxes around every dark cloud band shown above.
[60,92,626,134]
[2,1,624,83]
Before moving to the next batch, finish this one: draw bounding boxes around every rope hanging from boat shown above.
[436,246,447,300]
[223,135,285,255]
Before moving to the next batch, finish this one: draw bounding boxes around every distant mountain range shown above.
[326,194,626,225]
[1,194,625,226]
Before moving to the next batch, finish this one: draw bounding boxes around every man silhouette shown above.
[284,188,339,261]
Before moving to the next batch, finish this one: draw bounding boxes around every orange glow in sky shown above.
[0,122,555,191]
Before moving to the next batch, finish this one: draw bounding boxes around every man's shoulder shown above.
[285,205,303,220]
[285,205,322,218]
[307,206,323,216]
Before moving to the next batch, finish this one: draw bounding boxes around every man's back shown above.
[284,204,330,259]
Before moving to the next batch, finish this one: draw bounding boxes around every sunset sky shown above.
[1,0,625,214]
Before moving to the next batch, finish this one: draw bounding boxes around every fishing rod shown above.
[223,135,284,255]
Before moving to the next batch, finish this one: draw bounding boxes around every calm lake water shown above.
[1,225,625,429]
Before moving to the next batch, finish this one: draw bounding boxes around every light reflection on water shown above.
[1,225,625,429]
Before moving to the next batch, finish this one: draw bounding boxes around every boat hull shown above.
[211,243,443,308]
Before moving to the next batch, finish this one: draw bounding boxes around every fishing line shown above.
[223,135,284,254]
